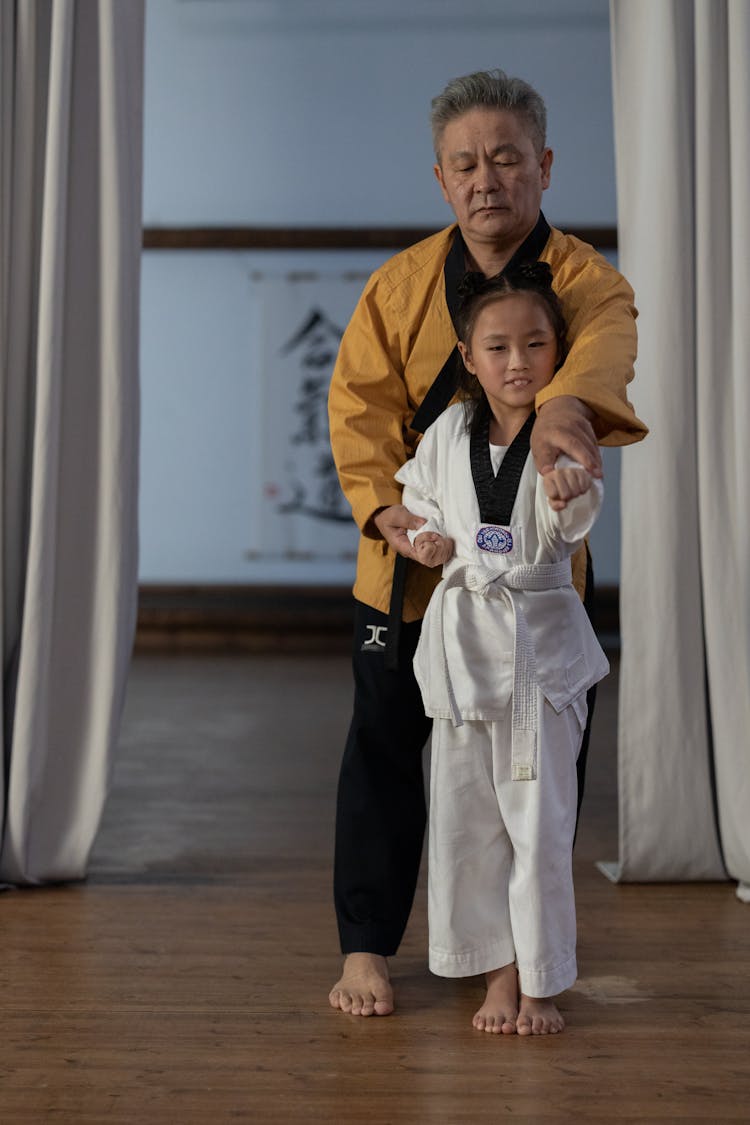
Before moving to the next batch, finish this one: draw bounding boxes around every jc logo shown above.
[363,624,388,648]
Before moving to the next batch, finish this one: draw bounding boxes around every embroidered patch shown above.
[476,525,514,554]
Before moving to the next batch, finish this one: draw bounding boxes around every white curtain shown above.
[0,0,144,884]
[611,0,750,899]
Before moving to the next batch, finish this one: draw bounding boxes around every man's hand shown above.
[531,396,602,478]
[412,532,454,568]
[543,465,592,512]
[372,504,426,560]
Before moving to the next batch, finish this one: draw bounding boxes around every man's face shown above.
[434,108,553,249]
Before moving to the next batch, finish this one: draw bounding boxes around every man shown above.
[327,69,647,1018]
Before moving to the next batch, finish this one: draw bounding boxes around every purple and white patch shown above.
[476,525,514,554]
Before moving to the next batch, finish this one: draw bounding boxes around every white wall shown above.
[140,0,623,584]
[143,0,615,227]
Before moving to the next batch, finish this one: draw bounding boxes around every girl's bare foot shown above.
[517,992,565,1035]
[473,963,519,1034]
[328,953,394,1016]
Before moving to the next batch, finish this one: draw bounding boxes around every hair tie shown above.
[456,271,487,300]
[504,260,554,288]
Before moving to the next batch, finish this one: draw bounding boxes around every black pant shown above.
[334,579,597,956]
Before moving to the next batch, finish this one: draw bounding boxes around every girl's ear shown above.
[457,340,475,375]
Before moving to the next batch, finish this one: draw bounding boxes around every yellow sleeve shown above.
[328,274,415,537]
[537,244,648,446]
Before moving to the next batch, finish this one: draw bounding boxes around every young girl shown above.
[394,262,608,1036]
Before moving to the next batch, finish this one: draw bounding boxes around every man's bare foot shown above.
[473,963,519,1034]
[517,993,565,1035]
[328,953,394,1017]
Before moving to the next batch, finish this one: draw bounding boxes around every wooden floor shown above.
[1,650,748,1123]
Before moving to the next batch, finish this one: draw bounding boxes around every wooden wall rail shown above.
[142,226,618,252]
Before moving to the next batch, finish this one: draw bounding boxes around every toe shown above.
[359,994,376,1017]
[340,992,354,1013]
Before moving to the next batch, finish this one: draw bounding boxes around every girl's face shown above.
[457,292,559,417]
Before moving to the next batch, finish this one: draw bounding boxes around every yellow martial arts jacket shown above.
[328,222,648,621]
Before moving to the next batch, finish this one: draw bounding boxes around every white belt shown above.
[435,559,573,781]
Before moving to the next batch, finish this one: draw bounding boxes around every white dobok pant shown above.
[427,689,586,997]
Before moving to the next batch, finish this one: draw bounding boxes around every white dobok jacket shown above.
[395,403,609,779]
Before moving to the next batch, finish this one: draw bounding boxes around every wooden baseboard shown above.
[136,583,620,654]
[136,584,355,653]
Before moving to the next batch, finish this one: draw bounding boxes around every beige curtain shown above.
[0,0,144,883]
[611,0,750,900]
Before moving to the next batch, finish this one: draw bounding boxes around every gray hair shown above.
[430,69,547,159]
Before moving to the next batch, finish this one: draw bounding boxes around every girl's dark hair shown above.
[455,260,568,432]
